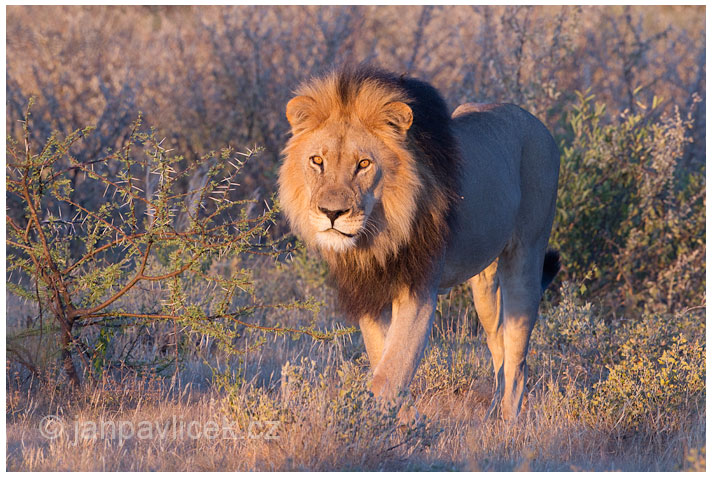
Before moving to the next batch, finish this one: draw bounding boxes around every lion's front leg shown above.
[359,308,391,369]
[370,287,437,401]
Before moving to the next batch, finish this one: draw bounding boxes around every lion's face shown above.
[284,119,398,252]
[279,78,422,261]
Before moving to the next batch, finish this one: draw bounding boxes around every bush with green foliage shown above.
[530,281,705,437]
[6,102,349,386]
[551,91,704,314]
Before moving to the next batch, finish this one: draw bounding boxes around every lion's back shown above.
[451,102,558,175]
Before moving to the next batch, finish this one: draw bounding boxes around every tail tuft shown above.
[541,250,561,292]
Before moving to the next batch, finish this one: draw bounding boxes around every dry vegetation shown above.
[5,5,706,471]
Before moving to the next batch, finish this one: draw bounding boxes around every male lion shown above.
[278,66,560,420]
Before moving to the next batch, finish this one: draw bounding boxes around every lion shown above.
[278,65,560,420]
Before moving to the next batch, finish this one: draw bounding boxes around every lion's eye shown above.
[310,156,323,167]
[358,159,371,170]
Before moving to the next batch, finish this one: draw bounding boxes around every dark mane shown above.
[325,65,461,322]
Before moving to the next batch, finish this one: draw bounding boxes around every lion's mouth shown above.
[325,228,356,238]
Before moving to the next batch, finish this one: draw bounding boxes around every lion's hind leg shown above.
[497,242,548,420]
[469,260,505,419]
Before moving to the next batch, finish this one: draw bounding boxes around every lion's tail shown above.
[541,250,561,293]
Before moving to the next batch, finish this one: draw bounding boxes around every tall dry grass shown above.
[6,259,705,471]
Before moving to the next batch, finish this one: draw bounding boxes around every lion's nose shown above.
[319,207,350,225]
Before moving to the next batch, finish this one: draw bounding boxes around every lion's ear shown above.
[381,101,413,137]
[286,96,322,133]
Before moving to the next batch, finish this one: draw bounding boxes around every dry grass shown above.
[6,349,704,471]
[6,270,705,471]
